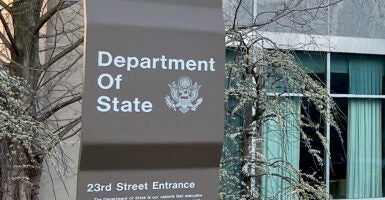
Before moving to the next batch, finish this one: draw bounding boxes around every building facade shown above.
[36,0,385,199]
[223,0,385,199]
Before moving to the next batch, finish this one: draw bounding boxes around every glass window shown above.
[294,51,326,83]
[331,54,385,95]
[263,52,385,199]
[266,52,385,199]
[329,98,348,199]
[331,54,349,94]
[223,49,385,199]
[262,52,327,198]
[294,52,327,183]
[330,53,385,199]
[300,100,325,182]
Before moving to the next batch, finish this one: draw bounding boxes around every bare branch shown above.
[232,0,243,30]
[0,57,10,68]
[0,12,14,49]
[34,0,78,34]
[0,31,13,52]
[39,26,83,39]
[39,36,84,72]
[38,53,82,89]
[37,94,82,122]
[0,1,11,13]
[58,118,81,139]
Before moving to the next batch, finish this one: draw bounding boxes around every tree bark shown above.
[1,1,44,200]
[10,0,42,85]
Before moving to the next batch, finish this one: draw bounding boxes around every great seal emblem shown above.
[165,76,203,113]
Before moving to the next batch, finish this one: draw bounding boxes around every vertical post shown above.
[325,52,331,194]
[250,0,258,197]
[325,0,331,194]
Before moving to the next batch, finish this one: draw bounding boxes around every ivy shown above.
[0,75,59,184]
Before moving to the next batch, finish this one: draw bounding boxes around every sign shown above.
[77,0,225,199]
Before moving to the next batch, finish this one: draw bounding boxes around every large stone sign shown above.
[77,0,225,199]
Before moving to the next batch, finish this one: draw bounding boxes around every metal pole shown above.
[325,0,331,194]
[250,0,258,197]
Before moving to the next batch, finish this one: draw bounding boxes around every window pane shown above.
[331,53,385,95]
[300,100,325,181]
[331,54,349,94]
[331,72,349,94]
[330,98,385,199]
[294,51,326,83]
[330,98,348,199]
[262,99,301,199]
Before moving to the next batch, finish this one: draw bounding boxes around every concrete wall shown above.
[38,0,83,199]
[38,0,385,199]
[329,0,385,39]
[223,0,385,39]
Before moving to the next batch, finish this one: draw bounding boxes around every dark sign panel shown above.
[78,0,225,199]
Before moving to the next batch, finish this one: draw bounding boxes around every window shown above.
[261,51,328,199]
[261,52,385,199]
[223,49,385,199]
[329,54,385,199]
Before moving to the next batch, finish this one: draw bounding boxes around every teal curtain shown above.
[262,98,300,199]
[347,58,383,198]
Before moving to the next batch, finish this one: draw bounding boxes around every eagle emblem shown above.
[165,76,203,113]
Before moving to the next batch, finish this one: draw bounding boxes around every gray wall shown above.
[224,0,385,39]
[330,0,385,39]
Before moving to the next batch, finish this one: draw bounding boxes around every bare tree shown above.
[0,0,83,199]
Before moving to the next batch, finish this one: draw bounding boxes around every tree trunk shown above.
[10,0,42,84]
[1,1,44,199]
[0,143,30,200]
[30,168,42,200]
